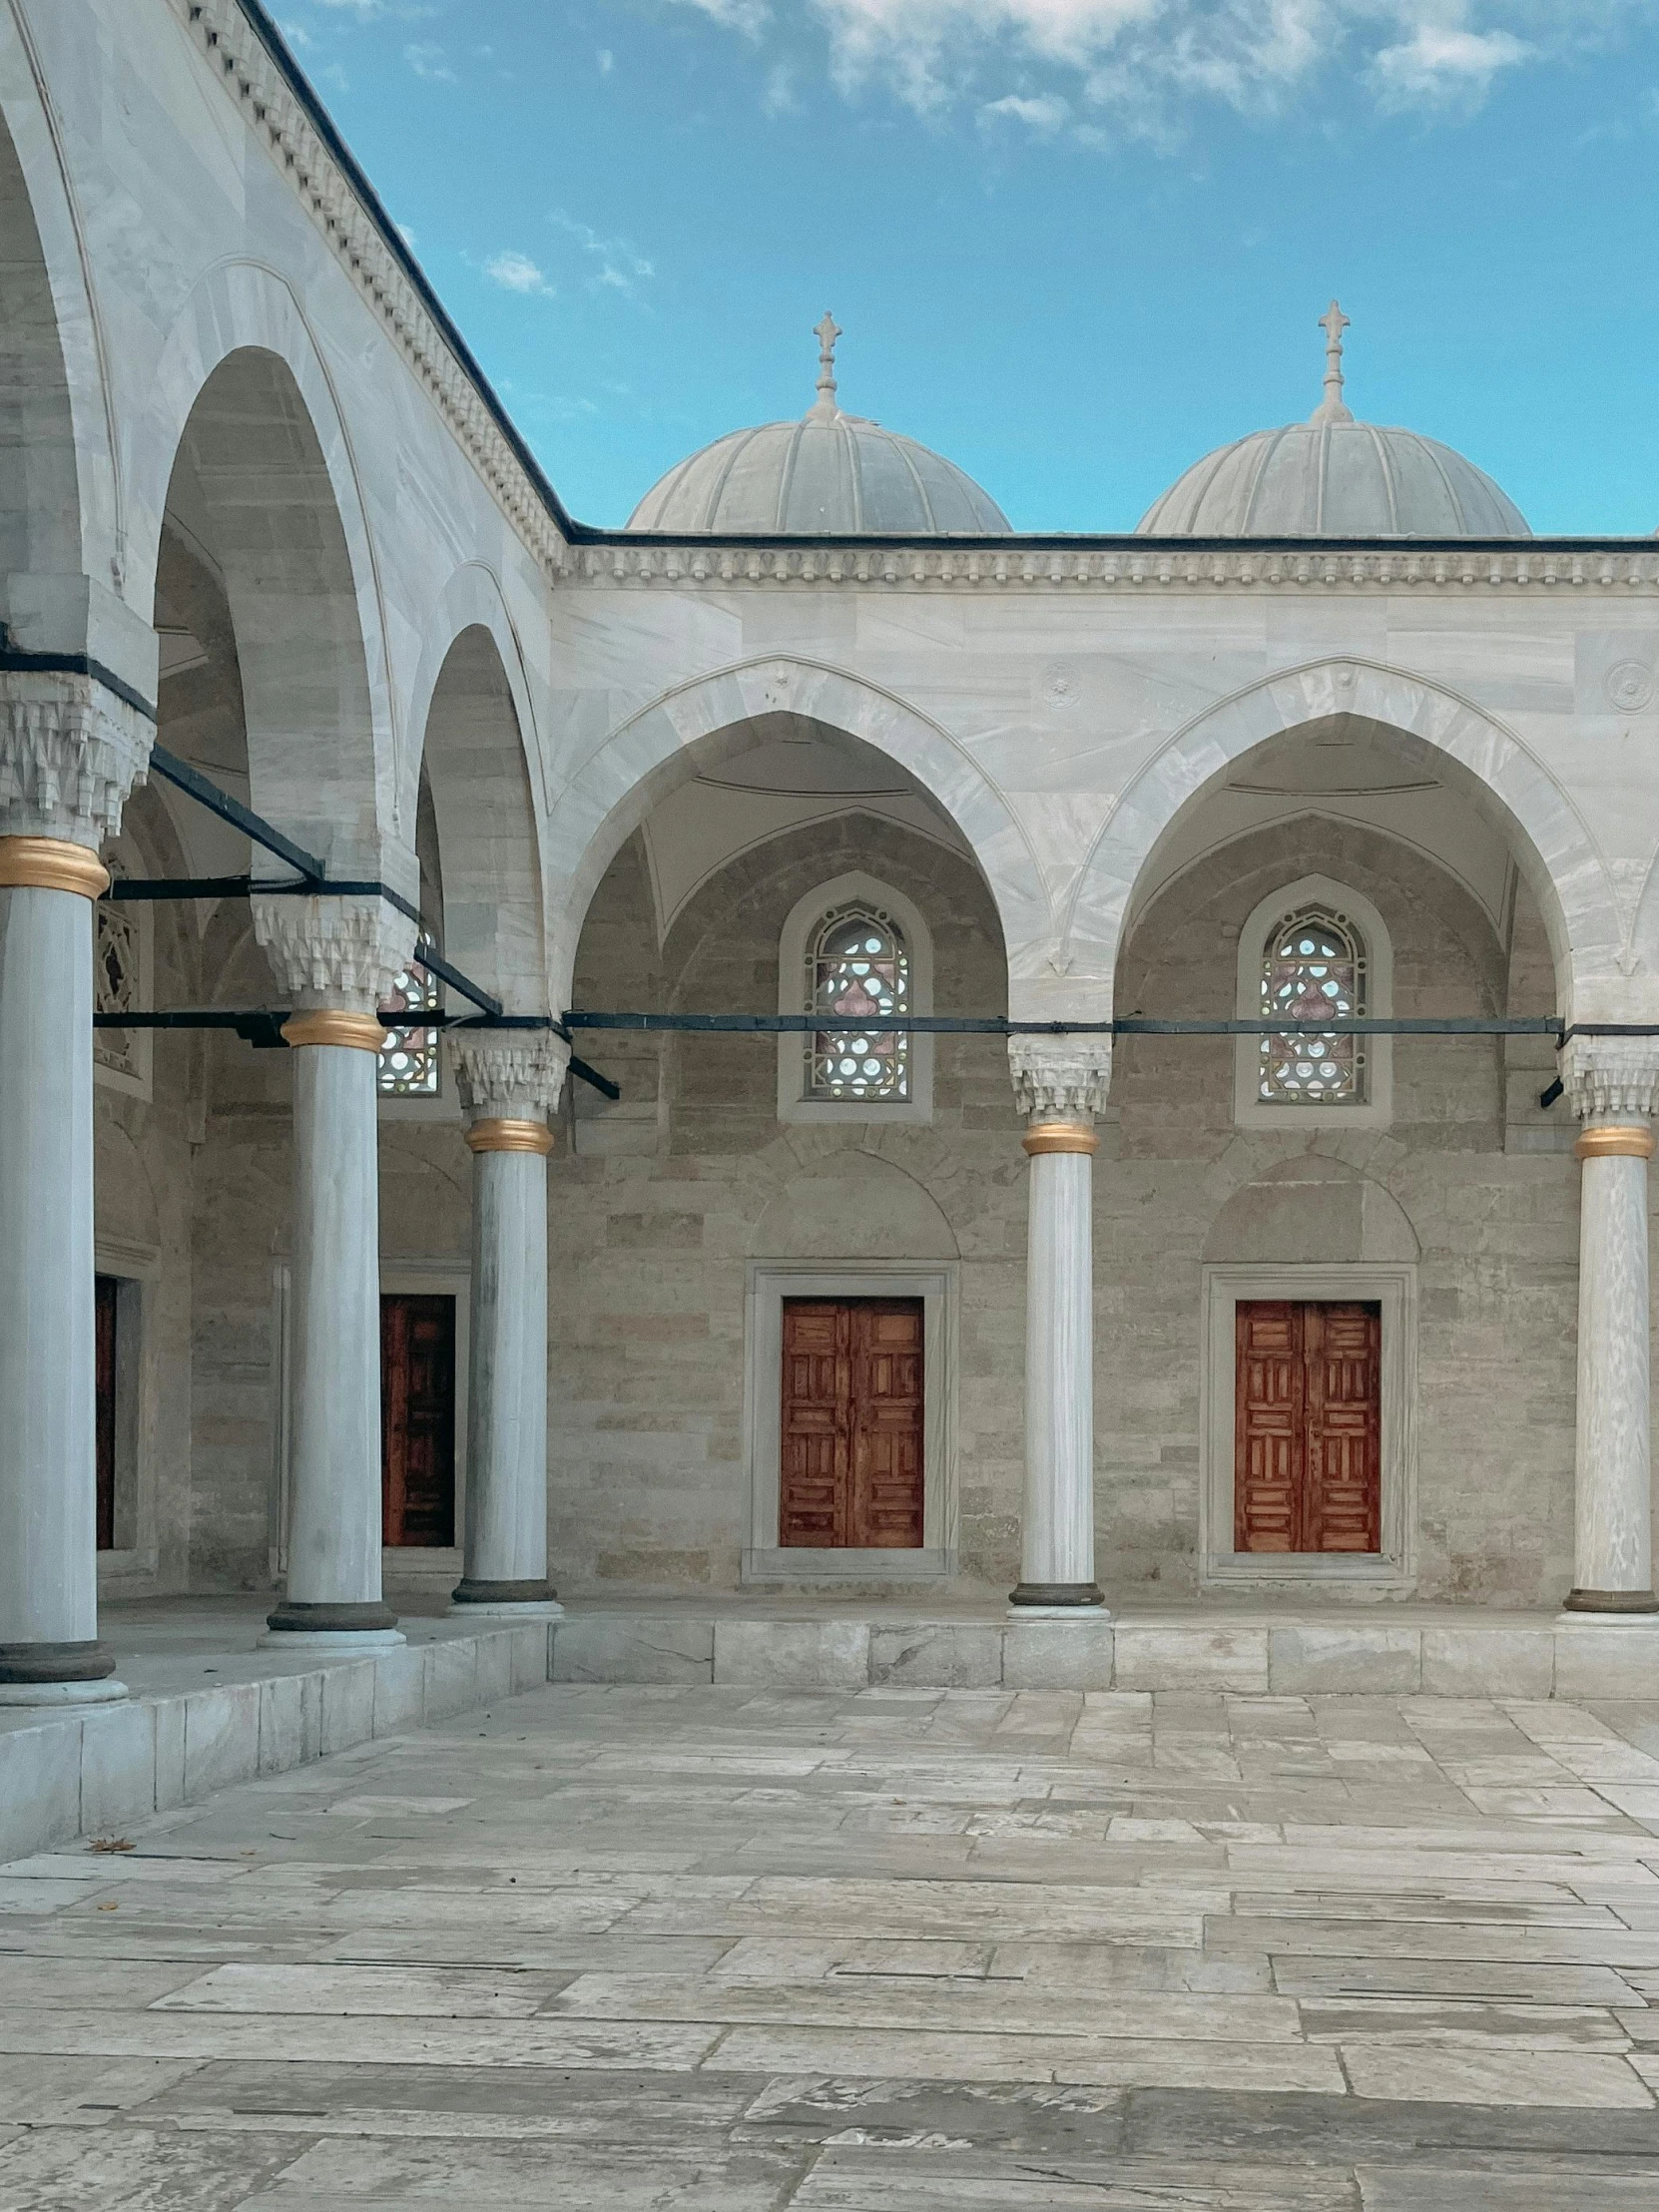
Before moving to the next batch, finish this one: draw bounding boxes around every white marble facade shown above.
[3,0,1659,1690]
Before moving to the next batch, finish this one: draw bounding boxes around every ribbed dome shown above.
[1137,302,1529,542]
[627,314,1010,538]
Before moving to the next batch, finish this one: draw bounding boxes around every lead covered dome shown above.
[1138,303,1529,540]
[627,314,1010,536]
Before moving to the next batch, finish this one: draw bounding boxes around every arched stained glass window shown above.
[1259,903,1367,1105]
[378,962,442,1096]
[806,902,910,1103]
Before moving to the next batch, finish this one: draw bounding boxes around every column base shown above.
[0,1638,119,1685]
[0,1678,129,1707]
[1008,1582,1107,1609]
[265,1599,400,1635]
[450,1577,557,1607]
[1561,1588,1659,1614]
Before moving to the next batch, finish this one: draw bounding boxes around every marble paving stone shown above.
[1271,1627,1423,1696]
[1355,2172,1659,2209]
[714,1620,871,1688]
[13,1679,1659,2203]
[78,1699,158,1840]
[1341,2041,1654,2107]
[870,1625,1005,1690]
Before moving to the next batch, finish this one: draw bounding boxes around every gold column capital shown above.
[465,1117,554,1156]
[0,834,110,898]
[1575,1124,1655,1161]
[280,1009,387,1053]
[1022,1121,1098,1158]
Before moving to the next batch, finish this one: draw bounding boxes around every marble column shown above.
[0,675,152,1702]
[256,893,414,1647]
[1564,1041,1659,1614]
[1008,1041,1109,1610]
[447,1036,567,1617]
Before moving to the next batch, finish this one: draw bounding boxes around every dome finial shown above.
[809,310,841,421]
[1311,299,1354,425]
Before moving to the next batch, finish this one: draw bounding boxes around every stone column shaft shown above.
[449,1039,567,1616]
[1565,1042,1659,1614]
[0,676,150,1702]
[1008,1042,1108,1610]
[257,894,415,1646]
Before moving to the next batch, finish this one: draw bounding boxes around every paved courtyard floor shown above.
[4,1684,1659,2206]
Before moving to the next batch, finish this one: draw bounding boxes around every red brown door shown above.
[95,1274,118,1552]
[380,1294,457,1547]
[781,1299,923,1548]
[1235,1300,1381,1553]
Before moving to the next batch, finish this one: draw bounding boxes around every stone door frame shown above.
[743,1260,958,1582]
[1199,1261,1417,1590]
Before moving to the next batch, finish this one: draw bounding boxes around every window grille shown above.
[378,962,441,1096]
[1259,904,1366,1105]
[94,904,144,1086]
[806,903,910,1103]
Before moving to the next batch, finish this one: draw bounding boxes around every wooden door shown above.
[380,1294,457,1547]
[95,1274,118,1552]
[781,1299,924,1548]
[1235,1300,1381,1553]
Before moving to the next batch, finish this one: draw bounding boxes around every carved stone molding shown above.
[450,1034,570,1124]
[1564,1037,1659,1126]
[574,541,1659,595]
[168,0,568,578]
[0,672,153,845]
[252,890,415,1010]
[1009,1037,1112,1125]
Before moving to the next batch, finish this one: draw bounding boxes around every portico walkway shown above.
[3,1672,1659,2203]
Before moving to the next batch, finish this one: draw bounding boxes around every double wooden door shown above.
[380,1293,457,1547]
[1235,1300,1381,1553]
[781,1299,924,1548]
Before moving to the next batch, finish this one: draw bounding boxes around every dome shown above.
[1137,303,1529,541]
[626,314,1010,537]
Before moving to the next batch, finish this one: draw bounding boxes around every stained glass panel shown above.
[1259,904,1366,1105]
[806,903,910,1102]
[378,963,441,1096]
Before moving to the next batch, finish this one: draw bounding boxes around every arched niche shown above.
[1203,1157,1419,1266]
[750,1154,959,1263]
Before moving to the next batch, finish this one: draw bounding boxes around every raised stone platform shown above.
[553,1596,1659,1703]
[0,1598,553,1867]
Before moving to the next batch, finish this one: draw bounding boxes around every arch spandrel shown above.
[543,657,1051,1011]
[1061,660,1623,1025]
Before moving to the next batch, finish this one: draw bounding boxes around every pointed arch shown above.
[1062,660,1621,1021]
[543,656,1050,1009]
[133,262,395,875]
[414,582,547,1012]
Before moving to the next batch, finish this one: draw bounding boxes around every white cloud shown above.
[763,60,803,111]
[1374,24,1532,106]
[668,0,772,33]
[551,211,656,294]
[598,47,616,72]
[979,90,1071,131]
[403,41,457,81]
[278,19,315,48]
[661,2,1628,136]
[484,250,556,296]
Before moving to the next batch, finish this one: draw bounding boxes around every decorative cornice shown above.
[1564,1038,1659,1126]
[1009,1038,1111,1124]
[572,541,1659,595]
[169,1,571,578]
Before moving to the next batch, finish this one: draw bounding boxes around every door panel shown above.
[782,1298,924,1549]
[1235,1300,1381,1554]
[380,1294,457,1547]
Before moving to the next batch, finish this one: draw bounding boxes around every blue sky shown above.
[275,2,1659,534]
